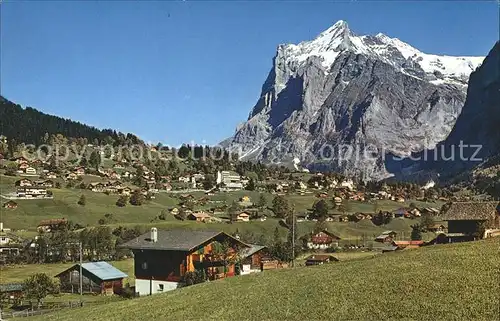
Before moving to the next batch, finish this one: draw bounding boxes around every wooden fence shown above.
[0,299,112,319]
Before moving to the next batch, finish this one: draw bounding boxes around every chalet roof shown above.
[440,202,500,221]
[240,244,266,258]
[121,230,249,252]
[55,261,127,281]
[312,230,341,240]
[188,212,212,219]
[429,223,446,229]
[375,234,393,240]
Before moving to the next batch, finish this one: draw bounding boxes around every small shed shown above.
[0,283,24,301]
[55,261,127,295]
[375,234,394,243]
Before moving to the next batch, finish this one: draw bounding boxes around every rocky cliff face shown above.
[430,42,499,177]
[226,21,484,180]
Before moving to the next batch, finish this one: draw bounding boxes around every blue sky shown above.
[2,1,498,146]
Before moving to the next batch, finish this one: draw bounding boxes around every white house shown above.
[340,179,355,191]
[25,167,37,175]
[218,171,243,190]
[17,187,48,198]
[0,222,12,246]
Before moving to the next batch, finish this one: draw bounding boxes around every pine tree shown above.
[410,224,423,241]
[116,195,127,207]
[312,200,329,221]
[245,178,256,191]
[89,150,101,170]
[129,190,144,206]
[420,213,434,231]
[79,154,88,167]
[272,195,290,219]
[257,193,267,209]
[77,194,86,206]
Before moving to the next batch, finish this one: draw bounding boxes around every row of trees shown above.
[5,224,146,265]
[0,96,142,149]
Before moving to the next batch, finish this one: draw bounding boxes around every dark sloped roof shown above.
[120,229,248,251]
[318,230,342,240]
[440,202,500,221]
[240,244,266,258]
[55,261,127,281]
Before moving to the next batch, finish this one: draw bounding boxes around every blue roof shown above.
[80,261,128,281]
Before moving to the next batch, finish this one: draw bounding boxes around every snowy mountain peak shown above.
[318,20,350,38]
[277,20,483,86]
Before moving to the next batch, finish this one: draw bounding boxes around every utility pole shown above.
[291,208,295,268]
[79,242,83,300]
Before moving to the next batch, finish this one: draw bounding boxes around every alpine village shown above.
[0,8,499,321]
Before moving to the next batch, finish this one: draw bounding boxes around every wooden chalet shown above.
[305,230,341,249]
[179,194,195,201]
[37,218,68,232]
[13,156,28,164]
[440,202,500,240]
[121,229,254,295]
[34,179,54,188]
[15,178,33,187]
[55,262,127,295]
[2,201,18,209]
[393,208,411,218]
[187,212,212,222]
[239,244,268,275]
[305,254,338,266]
[74,167,85,176]
[234,211,251,222]
[374,231,396,243]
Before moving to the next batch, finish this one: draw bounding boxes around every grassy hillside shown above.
[1,174,441,239]
[30,239,499,321]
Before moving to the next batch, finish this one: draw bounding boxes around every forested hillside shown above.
[0,96,141,146]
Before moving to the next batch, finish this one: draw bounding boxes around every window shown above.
[141,261,148,270]
[158,284,164,292]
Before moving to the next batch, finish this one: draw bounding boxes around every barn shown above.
[440,202,500,239]
[55,261,127,295]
